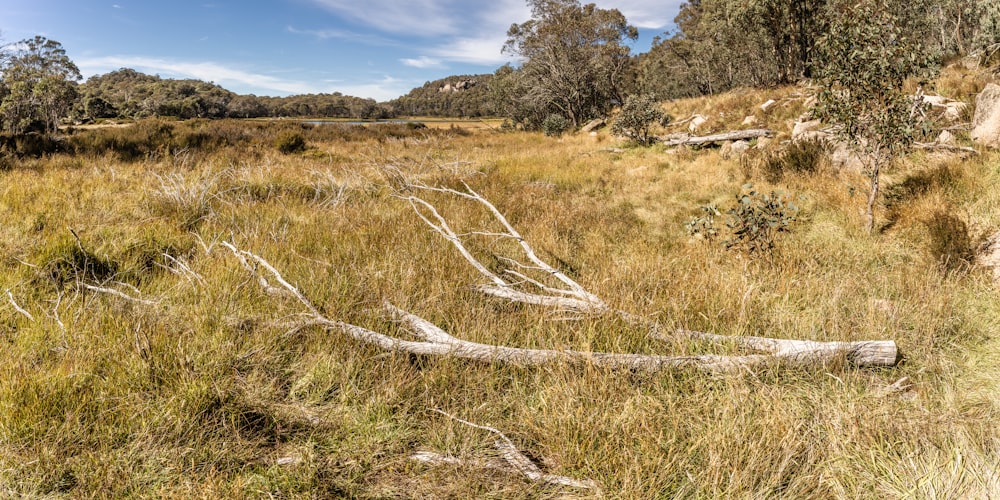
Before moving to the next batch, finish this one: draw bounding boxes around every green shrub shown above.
[274,132,307,154]
[612,93,663,145]
[724,184,798,257]
[542,114,569,137]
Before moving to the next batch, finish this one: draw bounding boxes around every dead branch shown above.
[401,182,608,316]
[412,409,600,492]
[222,241,780,373]
[403,186,900,369]
[6,289,34,321]
[660,129,774,147]
[913,141,978,155]
[78,283,159,306]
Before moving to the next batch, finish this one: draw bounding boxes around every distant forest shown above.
[73,69,495,122]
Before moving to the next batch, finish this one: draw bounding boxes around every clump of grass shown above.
[925,209,974,272]
[761,139,827,182]
[149,170,223,229]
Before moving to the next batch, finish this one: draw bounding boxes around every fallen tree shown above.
[660,129,774,147]
[219,178,899,373]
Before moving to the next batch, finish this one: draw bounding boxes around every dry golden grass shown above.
[1,91,999,497]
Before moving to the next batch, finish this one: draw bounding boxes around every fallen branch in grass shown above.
[913,141,978,155]
[6,289,35,321]
[413,409,600,492]
[78,282,159,306]
[660,129,774,147]
[402,182,900,369]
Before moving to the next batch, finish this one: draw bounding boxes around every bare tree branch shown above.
[6,289,34,321]
[401,183,901,369]
[412,409,601,492]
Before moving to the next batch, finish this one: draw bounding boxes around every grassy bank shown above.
[1,91,998,497]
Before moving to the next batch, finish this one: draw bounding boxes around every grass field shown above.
[1,80,999,497]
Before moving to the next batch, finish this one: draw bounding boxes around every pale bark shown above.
[660,128,774,146]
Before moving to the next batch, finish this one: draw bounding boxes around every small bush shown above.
[274,132,307,154]
[724,185,798,257]
[542,114,570,137]
[925,210,973,272]
[612,93,664,145]
[685,205,721,241]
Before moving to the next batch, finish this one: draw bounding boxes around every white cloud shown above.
[286,26,396,46]
[305,0,459,37]
[400,56,443,69]
[429,35,516,66]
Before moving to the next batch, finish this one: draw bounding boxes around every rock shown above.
[937,130,956,145]
[971,83,1000,148]
[689,114,708,133]
[755,137,772,149]
[580,118,606,134]
[730,140,751,156]
[792,119,824,141]
[831,142,865,171]
[760,99,777,112]
[742,115,758,126]
[720,140,751,159]
[977,231,1000,284]
[923,94,968,123]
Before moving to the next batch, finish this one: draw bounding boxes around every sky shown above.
[0,0,682,101]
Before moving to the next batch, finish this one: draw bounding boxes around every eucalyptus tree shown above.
[0,36,81,134]
[813,0,937,233]
[497,0,638,129]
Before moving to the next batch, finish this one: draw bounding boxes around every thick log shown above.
[660,128,774,147]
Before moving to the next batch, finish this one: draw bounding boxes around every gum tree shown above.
[498,0,638,129]
[0,36,81,134]
[813,0,936,233]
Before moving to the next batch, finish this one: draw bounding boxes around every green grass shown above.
[1,90,999,497]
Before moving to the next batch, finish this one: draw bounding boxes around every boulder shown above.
[792,119,824,141]
[971,83,1000,148]
[760,99,777,112]
[720,140,751,160]
[831,142,865,172]
[937,130,956,145]
[689,114,708,133]
[741,115,758,126]
[977,231,1000,284]
[922,94,968,123]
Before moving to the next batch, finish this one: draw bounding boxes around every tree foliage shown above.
[0,36,81,134]
[494,0,638,130]
[813,0,937,233]
[611,93,663,145]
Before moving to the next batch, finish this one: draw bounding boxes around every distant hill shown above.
[386,74,494,118]
[77,68,389,121]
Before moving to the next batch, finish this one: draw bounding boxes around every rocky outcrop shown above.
[688,114,708,133]
[971,83,1000,148]
[922,95,968,123]
[438,79,478,93]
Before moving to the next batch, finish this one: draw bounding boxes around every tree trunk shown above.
[865,161,881,234]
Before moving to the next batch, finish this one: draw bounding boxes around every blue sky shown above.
[1,0,682,101]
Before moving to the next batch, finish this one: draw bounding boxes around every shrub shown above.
[724,184,798,257]
[612,93,664,145]
[685,205,721,241]
[274,132,307,154]
[542,113,570,137]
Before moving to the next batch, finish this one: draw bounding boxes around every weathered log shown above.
[660,128,774,147]
[913,141,978,155]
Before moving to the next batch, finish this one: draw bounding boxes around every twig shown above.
[6,289,34,321]
[416,409,601,492]
[78,283,159,306]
